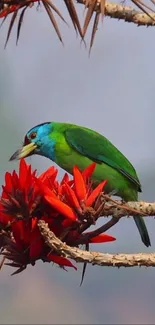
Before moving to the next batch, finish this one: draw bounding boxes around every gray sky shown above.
[0,3,155,323]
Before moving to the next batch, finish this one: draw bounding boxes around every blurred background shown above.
[0,1,155,323]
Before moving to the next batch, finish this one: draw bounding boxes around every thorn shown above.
[80,243,89,286]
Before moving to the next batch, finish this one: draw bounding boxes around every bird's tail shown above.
[124,189,151,247]
[133,216,151,247]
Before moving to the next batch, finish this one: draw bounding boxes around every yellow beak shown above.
[9,142,37,161]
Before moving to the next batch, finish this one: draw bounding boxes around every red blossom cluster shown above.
[0,159,116,275]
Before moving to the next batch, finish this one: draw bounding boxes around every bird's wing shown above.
[65,127,141,190]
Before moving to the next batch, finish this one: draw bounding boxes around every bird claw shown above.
[108,189,118,197]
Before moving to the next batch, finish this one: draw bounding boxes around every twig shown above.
[74,216,119,245]
[38,220,155,267]
[1,0,155,50]
[77,0,155,26]
[96,200,155,217]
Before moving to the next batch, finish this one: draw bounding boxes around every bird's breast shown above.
[54,137,91,175]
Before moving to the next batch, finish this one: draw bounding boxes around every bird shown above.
[10,121,151,247]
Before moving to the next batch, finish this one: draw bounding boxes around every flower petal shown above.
[39,166,58,183]
[64,183,81,211]
[19,160,34,192]
[87,233,116,243]
[4,172,12,195]
[45,195,78,221]
[12,170,20,189]
[82,163,97,181]
[48,253,77,270]
[86,180,108,207]
[19,159,29,181]
[30,227,43,260]
[35,179,57,198]
[62,219,73,228]
[12,221,26,250]
[73,166,86,202]
[0,209,11,225]
[0,5,20,18]
[23,170,32,194]
[61,173,70,185]
[31,217,38,231]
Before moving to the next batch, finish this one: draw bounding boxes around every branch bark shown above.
[38,220,155,267]
[95,199,155,217]
[77,0,155,26]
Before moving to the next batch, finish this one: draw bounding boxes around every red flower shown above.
[0,159,116,275]
[0,5,21,18]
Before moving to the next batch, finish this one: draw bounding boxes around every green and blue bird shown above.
[10,122,151,247]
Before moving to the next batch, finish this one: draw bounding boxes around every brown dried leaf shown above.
[84,0,90,7]
[64,0,77,33]
[83,0,97,38]
[46,0,68,25]
[100,0,106,21]
[11,265,27,275]
[64,0,83,38]
[16,6,27,44]
[4,9,18,48]
[89,10,100,54]
[42,0,63,44]
[5,262,23,267]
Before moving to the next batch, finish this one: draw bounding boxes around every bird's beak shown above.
[9,142,37,161]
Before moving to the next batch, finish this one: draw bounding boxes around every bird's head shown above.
[9,122,55,161]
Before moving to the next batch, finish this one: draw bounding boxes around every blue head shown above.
[9,122,56,161]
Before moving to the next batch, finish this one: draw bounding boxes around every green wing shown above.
[65,126,141,191]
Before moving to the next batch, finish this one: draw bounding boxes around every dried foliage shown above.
[0,0,155,51]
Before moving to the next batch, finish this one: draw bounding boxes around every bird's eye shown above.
[30,132,37,140]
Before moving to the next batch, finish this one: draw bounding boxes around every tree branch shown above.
[38,220,155,267]
[1,0,155,50]
[94,198,155,218]
[68,197,155,245]
[77,0,155,26]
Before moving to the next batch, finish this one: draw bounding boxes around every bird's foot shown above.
[108,189,118,197]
